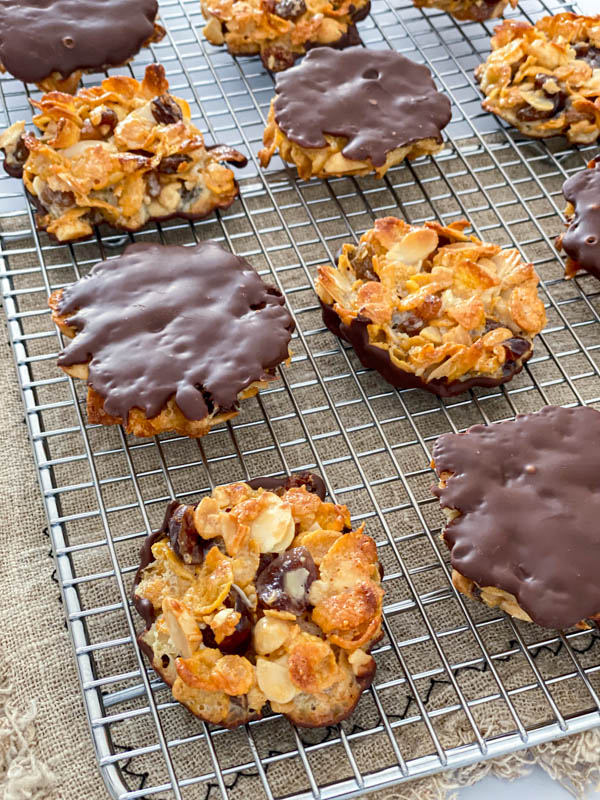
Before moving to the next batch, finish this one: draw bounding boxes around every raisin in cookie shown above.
[432,405,600,630]
[201,0,370,72]
[48,241,294,438]
[0,0,164,94]
[133,473,383,728]
[412,0,517,22]
[0,64,246,241]
[259,47,451,179]
[475,13,600,143]
[316,217,546,396]
[557,157,600,280]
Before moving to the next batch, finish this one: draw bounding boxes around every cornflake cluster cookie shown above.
[49,241,294,438]
[133,473,383,728]
[259,47,451,179]
[557,157,600,280]
[412,0,517,23]
[475,13,600,143]
[0,64,247,241]
[0,0,164,94]
[316,217,546,397]
[432,405,600,630]
[201,0,370,72]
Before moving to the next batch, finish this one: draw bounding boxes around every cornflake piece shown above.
[0,0,164,93]
[133,473,383,728]
[200,0,371,72]
[259,47,451,179]
[48,241,294,438]
[0,64,247,241]
[316,217,546,396]
[411,0,516,22]
[557,156,600,280]
[475,13,600,143]
[432,406,600,630]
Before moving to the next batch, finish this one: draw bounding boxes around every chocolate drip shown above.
[562,161,600,279]
[56,242,294,424]
[432,405,600,630]
[273,46,451,167]
[0,0,158,83]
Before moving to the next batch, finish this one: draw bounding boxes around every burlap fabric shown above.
[2,128,600,800]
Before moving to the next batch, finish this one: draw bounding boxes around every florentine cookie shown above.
[475,13,600,143]
[258,47,451,179]
[412,0,517,22]
[133,473,383,728]
[0,64,247,241]
[48,241,294,438]
[316,217,546,397]
[0,0,164,93]
[432,405,600,630]
[557,157,600,280]
[201,0,370,72]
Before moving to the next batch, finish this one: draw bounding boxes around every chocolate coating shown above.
[273,46,451,167]
[562,160,600,280]
[432,405,600,630]
[56,242,294,423]
[321,301,531,398]
[0,0,159,83]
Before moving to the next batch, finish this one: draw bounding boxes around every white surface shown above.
[577,0,597,14]
[458,765,600,798]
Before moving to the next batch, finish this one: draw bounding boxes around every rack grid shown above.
[1,0,600,797]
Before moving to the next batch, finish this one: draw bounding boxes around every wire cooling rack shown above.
[2,0,600,797]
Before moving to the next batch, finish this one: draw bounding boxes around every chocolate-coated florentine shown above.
[54,241,294,425]
[0,0,159,83]
[559,158,600,280]
[273,46,451,167]
[432,405,600,630]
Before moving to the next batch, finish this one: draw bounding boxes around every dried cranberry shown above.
[419,294,442,322]
[484,319,503,333]
[202,587,252,654]
[39,186,75,211]
[256,547,317,615]
[261,45,296,72]
[574,42,600,69]
[274,0,306,19]
[392,310,423,337]
[13,134,29,166]
[151,94,183,125]
[349,242,379,282]
[158,153,192,174]
[168,503,206,564]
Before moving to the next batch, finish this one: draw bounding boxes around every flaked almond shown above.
[249,493,295,553]
[255,658,298,704]
[162,596,202,658]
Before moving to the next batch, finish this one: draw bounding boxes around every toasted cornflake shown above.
[316,217,546,394]
[200,0,370,72]
[475,13,600,143]
[133,474,383,728]
[0,64,246,241]
[411,0,516,22]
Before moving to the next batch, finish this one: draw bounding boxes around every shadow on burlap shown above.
[1,134,600,800]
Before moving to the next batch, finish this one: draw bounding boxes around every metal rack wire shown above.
[1,0,600,797]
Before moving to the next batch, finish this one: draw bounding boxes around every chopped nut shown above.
[255,658,299,704]
[162,596,203,658]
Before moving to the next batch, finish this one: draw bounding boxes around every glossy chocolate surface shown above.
[273,46,451,166]
[562,159,600,279]
[0,0,159,83]
[321,301,530,397]
[56,242,294,422]
[432,405,600,629]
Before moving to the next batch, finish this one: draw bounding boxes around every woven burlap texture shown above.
[2,135,600,800]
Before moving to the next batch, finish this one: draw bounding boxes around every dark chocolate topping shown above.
[432,405,600,630]
[321,300,530,397]
[0,0,159,83]
[273,46,451,167]
[56,242,294,422]
[562,162,600,279]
